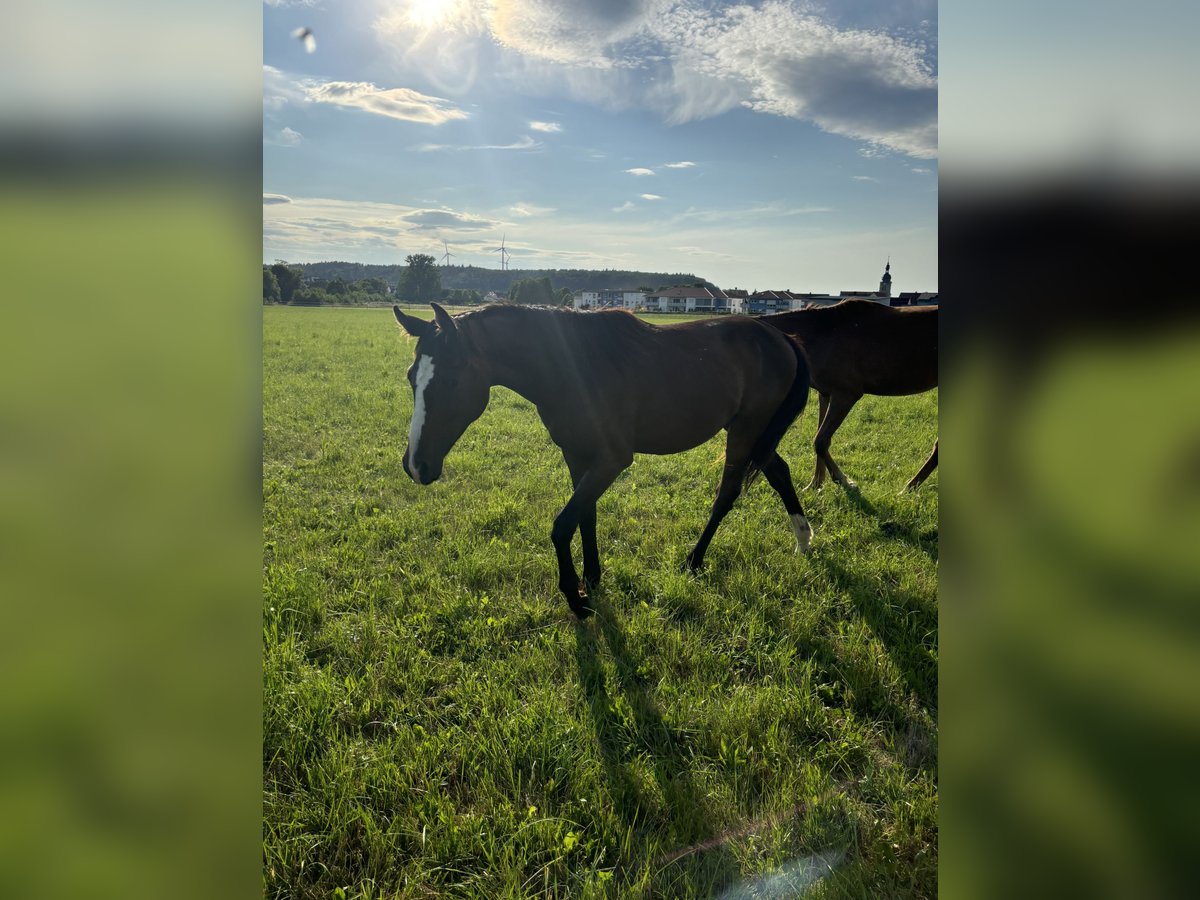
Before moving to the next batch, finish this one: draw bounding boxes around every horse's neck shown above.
[469,316,564,406]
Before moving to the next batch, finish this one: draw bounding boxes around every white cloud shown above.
[911,166,932,173]
[262,197,504,259]
[852,175,880,182]
[510,203,557,217]
[653,1,937,158]
[640,193,663,200]
[403,208,500,230]
[414,135,542,152]
[529,120,562,132]
[612,201,637,213]
[304,80,468,125]
[264,126,303,147]
[664,160,696,168]
[367,1,937,158]
[668,202,832,226]
[263,65,304,112]
[625,167,655,176]
[670,245,742,261]
[490,0,669,66]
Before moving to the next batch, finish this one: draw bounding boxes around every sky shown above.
[264,0,937,293]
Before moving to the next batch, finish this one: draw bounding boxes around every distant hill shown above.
[293,262,715,294]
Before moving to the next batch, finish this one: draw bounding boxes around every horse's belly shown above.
[864,372,938,395]
[632,398,731,455]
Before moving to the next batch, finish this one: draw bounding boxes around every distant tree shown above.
[637,285,654,293]
[506,277,550,305]
[397,254,441,304]
[326,278,348,296]
[557,287,574,306]
[263,267,280,303]
[356,277,388,296]
[290,287,327,306]
[270,263,303,303]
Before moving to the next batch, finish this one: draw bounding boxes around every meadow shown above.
[263,305,938,898]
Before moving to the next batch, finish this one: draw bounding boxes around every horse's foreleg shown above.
[904,439,938,491]
[686,434,754,572]
[807,393,831,489]
[551,458,626,618]
[760,452,813,552]
[811,393,860,490]
[564,454,602,589]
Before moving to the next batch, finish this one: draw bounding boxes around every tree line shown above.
[287,260,711,294]
[265,256,577,307]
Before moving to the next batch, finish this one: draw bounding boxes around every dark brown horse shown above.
[392,303,813,618]
[761,300,938,491]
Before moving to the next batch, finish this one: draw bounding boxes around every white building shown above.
[642,286,731,313]
[730,263,915,313]
[573,289,646,310]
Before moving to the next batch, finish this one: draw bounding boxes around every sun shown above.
[403,0,462,30]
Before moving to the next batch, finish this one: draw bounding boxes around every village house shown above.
[569,263,934,316]
[642,286,731,313]
[572,289,645,310]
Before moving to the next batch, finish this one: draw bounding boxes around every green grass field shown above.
[263,305,938,898]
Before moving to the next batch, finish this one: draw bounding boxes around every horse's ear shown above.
[394,305,434,338]
[431,303,458,340]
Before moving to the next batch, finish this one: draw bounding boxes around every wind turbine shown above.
[490,234,511,271]
[440,239,455,266]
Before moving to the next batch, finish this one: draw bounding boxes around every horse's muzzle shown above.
[402,453,440,485]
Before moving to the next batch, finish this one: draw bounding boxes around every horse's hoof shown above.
[568,592,592,619]
[565,583,594,619]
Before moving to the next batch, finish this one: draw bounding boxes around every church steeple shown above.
[879,258,892,297]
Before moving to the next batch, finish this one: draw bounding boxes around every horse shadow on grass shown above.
[805,552,938,731]
[833,485,939,563]
[573,594,741,894]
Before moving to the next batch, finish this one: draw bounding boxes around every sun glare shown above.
[404,0,461,30]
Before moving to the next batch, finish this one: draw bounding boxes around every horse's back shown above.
[763,302,936,395]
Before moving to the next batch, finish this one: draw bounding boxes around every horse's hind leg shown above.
[807,393,831,489]
[810,393,861,490]
[761,452,813,552]
[904,439,938,491]
[686,432,754,572]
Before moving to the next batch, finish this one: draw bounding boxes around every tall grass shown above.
[264,306,938,898]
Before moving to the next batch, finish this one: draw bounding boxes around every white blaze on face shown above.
[791,514,813,553]
[408,354,435,475]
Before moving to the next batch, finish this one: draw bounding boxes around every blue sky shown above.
[264,0,936,293]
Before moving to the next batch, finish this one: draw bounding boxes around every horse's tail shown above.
[744,335,810,489]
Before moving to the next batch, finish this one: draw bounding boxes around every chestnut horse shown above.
[392,303,812,619]
[761,300,938,491]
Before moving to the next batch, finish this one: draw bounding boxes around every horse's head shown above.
[393,303,489,485]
